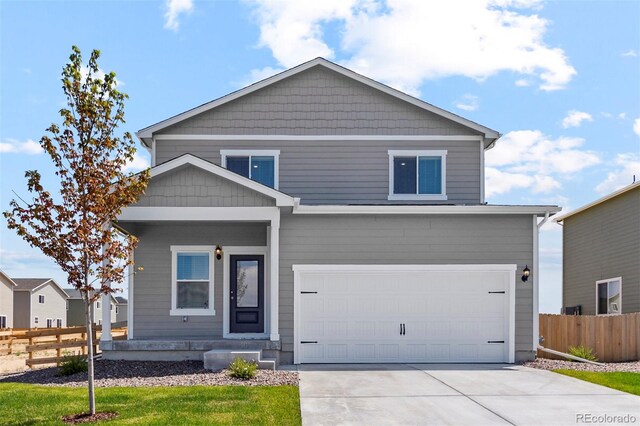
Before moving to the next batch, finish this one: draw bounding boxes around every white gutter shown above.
[533,211,552,353]
[538,346,604,366]
[293,205,561,215]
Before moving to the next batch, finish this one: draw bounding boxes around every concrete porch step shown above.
[204,349,276,371]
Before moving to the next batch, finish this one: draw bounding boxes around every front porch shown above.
[101,338,282,368]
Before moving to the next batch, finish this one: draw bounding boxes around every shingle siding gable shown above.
[158,66,480,137]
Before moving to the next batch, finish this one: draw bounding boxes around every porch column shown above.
[100,245,112,342]
[269,214,280,341]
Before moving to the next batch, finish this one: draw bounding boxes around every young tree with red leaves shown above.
[4,46,149,415]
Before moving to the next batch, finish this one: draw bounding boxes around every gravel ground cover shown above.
[0,360,298,387]
[525,358,640,373]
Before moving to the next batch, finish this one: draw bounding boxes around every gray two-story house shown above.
[12,278,68,328]
[102,58,560,366]
[65,289,118,326]
[555,182,639,315]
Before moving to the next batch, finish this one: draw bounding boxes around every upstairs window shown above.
[38,295,45,304]
[221,150,280,189]
[596,278,622,315]
[388,150,447,200]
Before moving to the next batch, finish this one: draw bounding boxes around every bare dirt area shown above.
[0,360,299,387]
[525,358,640,373]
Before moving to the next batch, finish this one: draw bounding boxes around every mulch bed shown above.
[525,358,640,373]
[0,360,298,387]
[62,412,118,424]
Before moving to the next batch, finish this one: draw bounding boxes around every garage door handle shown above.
[488,291,506,294]
[301,291,318,294]
[300,341,318,344]
[487,340,504,344]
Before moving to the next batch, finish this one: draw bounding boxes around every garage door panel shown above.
[296,265,514,364]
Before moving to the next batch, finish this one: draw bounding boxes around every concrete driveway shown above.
[299,364,640,425]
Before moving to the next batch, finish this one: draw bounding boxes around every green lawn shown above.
[0,384,301,425]
[554,370,640,396]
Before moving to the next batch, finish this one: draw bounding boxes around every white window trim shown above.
[38,295,45,304]
[222,246,269,339]
[34,316,39,324]
[56,318,62,328]
[170,245,216,316]
[595,277,622,316]
[220,150,280,190]
[0,315,7,328]
[388,150,447,200]
[46,318,53,328]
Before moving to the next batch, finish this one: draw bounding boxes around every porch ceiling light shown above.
[521,265,530,282]
[215,245,223,260]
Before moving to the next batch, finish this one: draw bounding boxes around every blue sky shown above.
[1,0,638,311]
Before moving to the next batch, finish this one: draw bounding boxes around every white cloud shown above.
[124,151,151,172]
[634,118,640,137]
[246,0,576,95]
[621,49,638,57]
[515,79,531,87]
[164,0,193,32]
[454,94,479,111]
[561,110,593,128]
[485,130,600,197]
[619,112,627,120]
[0,138,43,155]
[235,66,285,88]
[80,65,123,87]
[595,153,640,195]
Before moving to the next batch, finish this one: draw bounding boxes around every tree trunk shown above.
[85,297,96,415]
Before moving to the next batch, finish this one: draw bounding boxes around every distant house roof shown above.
[64,288,119,303]
[0,270,17,287]
[115,296,128,304]
[13,278,68,298]
[554,181,640,223]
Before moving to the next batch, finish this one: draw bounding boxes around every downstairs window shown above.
[170,246,215,316]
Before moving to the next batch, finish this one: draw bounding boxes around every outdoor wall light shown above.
[521,265,531,282]
[215,245,223,260]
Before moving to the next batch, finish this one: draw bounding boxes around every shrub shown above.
[228,357,257,380]
[568,345,599,362]
[58,352,88,376]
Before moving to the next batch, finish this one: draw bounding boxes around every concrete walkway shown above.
[299,364,640,425]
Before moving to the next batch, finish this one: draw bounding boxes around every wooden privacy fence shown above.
[538,313,640,362]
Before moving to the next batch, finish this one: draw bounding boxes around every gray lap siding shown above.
[131,223,267,339]
[278,213,535,363]
[155,139,481,205]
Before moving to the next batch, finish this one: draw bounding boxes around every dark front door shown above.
[230,255,264,333]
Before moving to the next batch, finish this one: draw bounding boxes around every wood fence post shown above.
[28,336,33,369]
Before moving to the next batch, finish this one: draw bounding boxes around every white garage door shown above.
[293,265,515,364]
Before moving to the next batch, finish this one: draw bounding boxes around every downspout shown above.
[537,345,604,366]
[533,211,551,355]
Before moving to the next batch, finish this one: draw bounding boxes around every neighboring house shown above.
[554,182,640,315]
[0,270,17,328]
[12,278,68,328]
[102,58,560,365]
[114,297,128,327]
[65,289,117,326]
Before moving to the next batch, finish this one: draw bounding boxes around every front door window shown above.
[230,255,264,333]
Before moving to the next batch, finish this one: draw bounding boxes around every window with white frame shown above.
[34,317,39,325]
[220,150,280,189]
[170,246,215,316]
[46,318,53,328]
[116,306,119,314]
[596,277,622,315]
[388,150,447,200]
[56,319,62,328]
[96,301,100,309]
[38,295,45,304]
[0,316,6,329]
